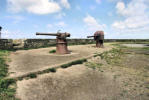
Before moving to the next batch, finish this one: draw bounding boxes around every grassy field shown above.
[86,43,149,99]
[0,50,18,100]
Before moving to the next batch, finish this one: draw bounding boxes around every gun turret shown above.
[0,26,2,39]
[36,31,71,54]
[87,31,104,48]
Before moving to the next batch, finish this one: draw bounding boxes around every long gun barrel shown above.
[36,32,58,36]
[87,36,95,38]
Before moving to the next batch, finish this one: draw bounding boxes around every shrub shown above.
[49,49,56,53]
[27,73,37,78]
[49,68,56,72]
[61,58,87,68]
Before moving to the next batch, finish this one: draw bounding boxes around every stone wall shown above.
[0,39,149,50]
[0,39,13,50]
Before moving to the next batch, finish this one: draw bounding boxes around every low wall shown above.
[0,39,95,50]
[0,39,13,50]
[0,39,149,50]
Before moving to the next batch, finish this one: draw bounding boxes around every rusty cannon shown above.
[87,31,104,48]
[36,31,70,54]
[0,26,2,39]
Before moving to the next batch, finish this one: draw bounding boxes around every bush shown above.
[49,68,56,72]
[49,49,56,53]
[61,58,87,68]
[27,73,37,78]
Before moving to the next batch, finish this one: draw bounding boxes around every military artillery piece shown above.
[87,31,104,48]
[36,31,70,54]
[0,26,2,39]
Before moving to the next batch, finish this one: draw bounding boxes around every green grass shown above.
[0,50,18,100]
[97,48,124,65]
[49,49,56,53]
[26,73,37,78]
[61,58,87,68]
[49,68,56,72]
[85,62,103,70]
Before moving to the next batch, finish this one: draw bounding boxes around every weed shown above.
[27,73,37,78]
[0,50,18,100]
[49,68,56,72]
[49,49,56,53]
[85,62,103,70]
[97,48,124,65]
[61,58,87,68]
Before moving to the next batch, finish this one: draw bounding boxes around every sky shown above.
[0,0,149,39]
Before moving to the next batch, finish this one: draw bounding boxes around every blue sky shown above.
[0,0,149,39]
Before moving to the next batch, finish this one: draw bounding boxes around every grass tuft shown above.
[61,58,87,68]
[26,73,37,78]
[0,50,18,100]
[49,49,56,53]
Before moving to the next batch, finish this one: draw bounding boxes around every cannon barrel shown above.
[36,32,59,36]
[0,26,2,31]
[87,36,95,38]
[36,32,70,37]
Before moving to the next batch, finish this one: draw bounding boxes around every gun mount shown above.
[0,26,2,39]
[36,31,70,54]
[87,31,104,48]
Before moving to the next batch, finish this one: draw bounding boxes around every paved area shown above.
[8,44,112,78]
[122,44,149,48]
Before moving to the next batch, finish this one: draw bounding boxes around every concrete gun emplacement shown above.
[36,31,71,54]
[87,31,104,48]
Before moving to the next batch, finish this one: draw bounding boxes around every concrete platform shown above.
[8,44,112,78]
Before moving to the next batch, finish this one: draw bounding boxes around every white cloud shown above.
[60,0,70,9]
[5,15,25,24]
[83,15,106,31]
[76,5,81,11]
[55,21,66,27]
[7,0,70,15]
[47,21,67,29]
[47,24,53,28]
[96,0,101,4]
[90,5,96,10]
[55,12,66,19]
[1,29,29,39]
[112,0,149,32]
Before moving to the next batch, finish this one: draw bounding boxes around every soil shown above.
[8,43,149,100]
[8,44,112,78]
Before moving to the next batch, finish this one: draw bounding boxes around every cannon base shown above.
[96,40,104,48]
[56,43,70,54]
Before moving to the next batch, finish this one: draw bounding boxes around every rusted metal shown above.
[87,31,104,48]
[36,31,70,54]
[0,26,2,39]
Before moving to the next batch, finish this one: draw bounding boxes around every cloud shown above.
[5,15,25,24]
[83,15,106,31]
[96,0,101,4]
[60,0,70,9]
[55,21,67,27]
[112,0,149,32]
[47,21,67,29]
[55,12,66,19]
[7,0,70,15]
[1,29,29,39]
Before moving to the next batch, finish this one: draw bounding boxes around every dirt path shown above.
[15,44,149,100]
[16,65,121,100]
[8,44,112,78]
